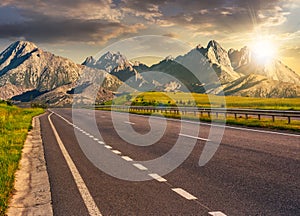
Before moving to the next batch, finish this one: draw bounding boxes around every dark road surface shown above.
[39,108,300,215]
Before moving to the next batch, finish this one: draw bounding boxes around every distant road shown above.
[39,108,300,215]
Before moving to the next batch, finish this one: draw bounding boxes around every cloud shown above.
[0,9,144,44]
[120,0,294,35]
[280,46,300,57]
[163,33,179,38]
[0,1,146,44]
[0,0,297,46]
[120,0,163,22]
[0,0,122,21]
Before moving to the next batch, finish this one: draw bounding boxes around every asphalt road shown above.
[39,108,300,215]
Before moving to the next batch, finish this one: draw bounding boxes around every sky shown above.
[0,0,299,72]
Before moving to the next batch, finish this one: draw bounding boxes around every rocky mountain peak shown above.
[101,51,127,62]
[228,46,251,69]
[82,56,95,66]
[10,41,38,53]
[199,40,234,71]
[195,44,203,50]
[207,40,222,50]
[0,40,39,71]
[164,55,174,61]
[82,51,128,73]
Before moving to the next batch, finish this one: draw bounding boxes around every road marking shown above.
[148,173,167,182]
[171,188,197,200]
[93,138,99,141]
[208,211,227,216]
[124,121,135,125]
[104,145,112,149]
[179,133,210,141]
[121,156,133,161]
[88,135,94,138]
[48,113,102,216]
[133,163,148,170]
[112,150,122,155]
[98,141,105,145]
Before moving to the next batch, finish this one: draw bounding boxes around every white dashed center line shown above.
[121,156,133,161]
[133,163,148,170]
[208,211,227,216]
[112,150,122,155]
[172,188,197,200]
[179,133,210,141]
[124,121,135,125]
[52,110,228,215]
[148,173,167,182]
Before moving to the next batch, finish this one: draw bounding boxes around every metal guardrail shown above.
[95,105,300,124]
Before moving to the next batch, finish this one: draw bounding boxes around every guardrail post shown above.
[234,113,237,119]
[245,114,248,119]
[258,114,261,120]
[288,116,291,124]
[272,116,275,122]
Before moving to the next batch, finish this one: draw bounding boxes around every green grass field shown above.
[0,101,44,215]
[102,92,300,131]
[108,92,300,110]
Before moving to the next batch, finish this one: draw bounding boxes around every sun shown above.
[250,38,278,64]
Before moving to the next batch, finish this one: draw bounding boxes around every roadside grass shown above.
[109,92,300,110]
[97,107,300,132]
[0,101,44,215]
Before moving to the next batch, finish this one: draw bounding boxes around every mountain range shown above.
[0,40,299,106]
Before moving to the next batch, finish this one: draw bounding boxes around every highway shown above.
[39,108,300,215]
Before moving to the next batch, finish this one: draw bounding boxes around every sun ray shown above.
[250,36,278,64]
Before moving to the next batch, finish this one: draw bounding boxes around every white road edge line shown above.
[48,113,102,216]
[148,173,167,182]
[121,156,133,161]
[105,145,112,149]
[208,211,227,216]
[179,133,210,141]
[133,163,148,171]
[171,188,197,200]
